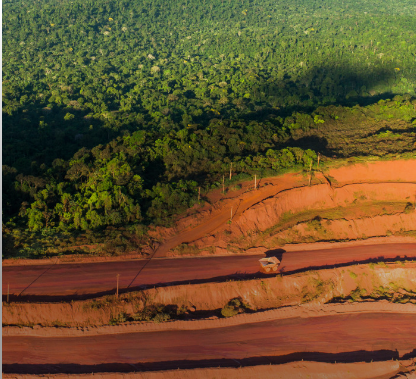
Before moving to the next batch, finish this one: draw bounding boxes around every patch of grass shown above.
[220,298,250,318]
[131,303,187,323]
[109,312,129,325]
[82,295,118,310]
[173,243,203,256]
[349,271,358,279]
[300,276,331,304]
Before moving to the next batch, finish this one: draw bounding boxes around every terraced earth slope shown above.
[3,160,416,378]
[153,159,416,257]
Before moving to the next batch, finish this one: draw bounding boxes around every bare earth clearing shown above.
[3,160,416,378]
[155,160,416,257]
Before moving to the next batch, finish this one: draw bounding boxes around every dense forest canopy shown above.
[2,0,416,258]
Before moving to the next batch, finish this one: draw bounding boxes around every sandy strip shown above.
[4,301,415,338]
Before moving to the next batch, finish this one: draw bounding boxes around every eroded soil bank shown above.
[181,181,416,256]
[4,262,416,328]
[160,160,416,257]
[3,301,416,337]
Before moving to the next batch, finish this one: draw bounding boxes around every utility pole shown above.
[309,160,313,186]
[229,162,232,180]
[317,153,320,169]
[230,207,233,221]
[222,175,225,194]
[254,175,257,190]
[116,274,120,298]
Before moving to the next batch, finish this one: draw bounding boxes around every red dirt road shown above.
[3,313,416,374]
[3,244,415,299]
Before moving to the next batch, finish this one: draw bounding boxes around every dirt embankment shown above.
[4,301,416,337]
[156,160,416,257]
[196,182,416,254]
[4,262,416,328]
[1,360,407,379]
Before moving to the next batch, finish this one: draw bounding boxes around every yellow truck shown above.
[259,257,280,273]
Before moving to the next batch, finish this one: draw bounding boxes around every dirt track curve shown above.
[3,312,416,374]
[3,243,416,300]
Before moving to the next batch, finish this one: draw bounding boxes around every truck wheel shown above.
[272,266,278,271]
[265,267,271,273]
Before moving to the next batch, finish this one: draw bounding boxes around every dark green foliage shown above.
[109,312,129,325]
[221,298,249,318]
[131,303,187,323]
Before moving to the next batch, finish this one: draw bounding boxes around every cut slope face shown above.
[157,160,416,257]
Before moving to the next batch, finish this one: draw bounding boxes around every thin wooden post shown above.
[116,274,120,298]
[230,207,233,221]
[309,160,313,186]
[222,175,225,194]
[198,187,200,202]
[254,175,257,190]
[317,153,320,168]
[229,162,232,180]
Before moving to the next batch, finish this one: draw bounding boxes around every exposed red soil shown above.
[3,313,416,374]
[4,301,416,337]
[276,213,416,245]
[3,244,416,299]
[1,360,404,379]
[154,160,416,257]
[282,236,416,252]
[4,262,416,328]
[327,160,416,184]
[229,182,416,240]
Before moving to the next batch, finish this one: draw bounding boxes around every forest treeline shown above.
[2,0,416,258]
[3,97,416,258]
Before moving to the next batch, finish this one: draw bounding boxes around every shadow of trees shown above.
[2,60,410,174]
